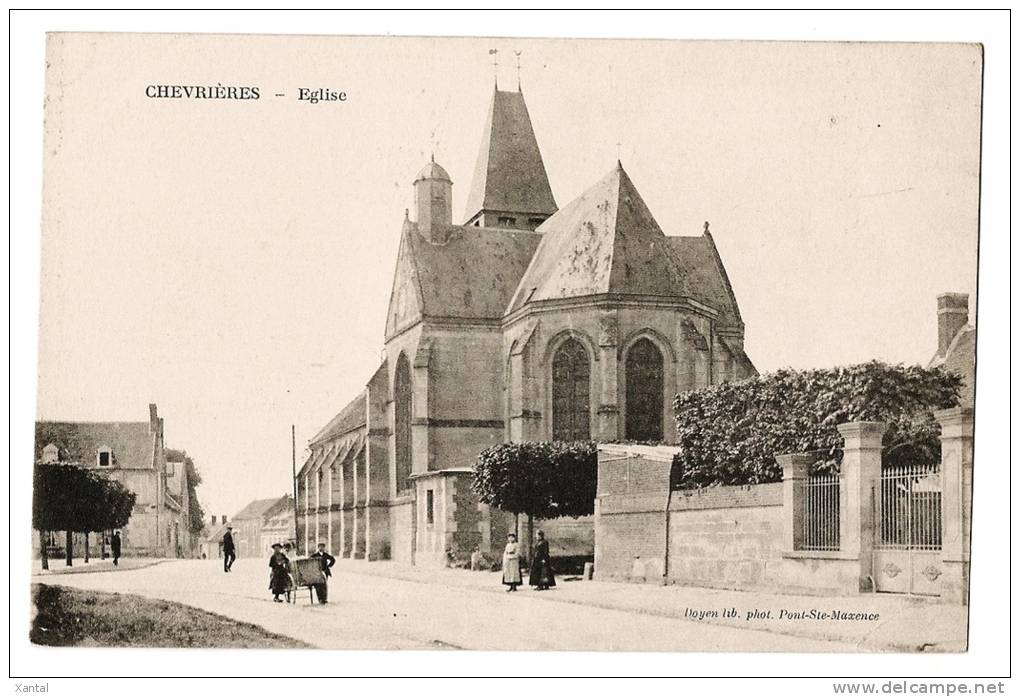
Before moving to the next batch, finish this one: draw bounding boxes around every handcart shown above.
[287,557,326,605]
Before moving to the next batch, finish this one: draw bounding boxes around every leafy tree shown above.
[671,361,962,489]
[472,441,597,561]
[32,464,136,568]
[184,457,206,540]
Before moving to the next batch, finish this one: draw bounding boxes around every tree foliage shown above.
[672,361,962,489]
[184,457,206,537]
[32,464,137,533]
[471,441,597,520]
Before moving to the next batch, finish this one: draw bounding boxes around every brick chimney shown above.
[210,515,216,526]
[937,293,969,356]
[148,403,159,434]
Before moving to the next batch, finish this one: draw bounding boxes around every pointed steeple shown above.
[507,163,691,314]
[463,88,557,230]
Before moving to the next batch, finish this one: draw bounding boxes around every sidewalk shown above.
[32,557,168,576]
[332,559,968,652]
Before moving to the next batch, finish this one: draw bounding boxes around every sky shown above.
[36,34,981,520]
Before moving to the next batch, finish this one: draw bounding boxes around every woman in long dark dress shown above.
[528,530,556,591]
[268,543,291,603]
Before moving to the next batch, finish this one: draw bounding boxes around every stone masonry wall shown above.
[667,484,784,590]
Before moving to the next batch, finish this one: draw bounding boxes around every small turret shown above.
[413,155,453,243]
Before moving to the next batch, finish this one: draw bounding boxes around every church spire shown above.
[463,87,557,231]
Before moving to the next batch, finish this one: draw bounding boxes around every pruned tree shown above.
[472,441,597,561]
[32,464,136,568]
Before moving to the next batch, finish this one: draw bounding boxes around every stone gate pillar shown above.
[837,421,886,591]
[778,453,813,552]
[935,407,974,605]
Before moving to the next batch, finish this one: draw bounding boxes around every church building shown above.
[295,84,756,566]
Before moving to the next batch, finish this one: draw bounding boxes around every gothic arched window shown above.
[625,338,665,441]
[394,353,413,492]
[551,339,591,441]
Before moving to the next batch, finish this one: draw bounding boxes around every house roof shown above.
[262,495,294,521]
[463,88,557,222]
[928,323,975,407]
[34,421,155,469]
[508,163,695,313]
[203,521,230,544]
[406,223,542,320]
[309,392,367,446]
[232,497,285,521]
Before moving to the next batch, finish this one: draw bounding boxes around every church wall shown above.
[427,328,504,422]
[389,500,414,564]
[432,428,502,471]
[384,324,425,485]
[505,303,731,445]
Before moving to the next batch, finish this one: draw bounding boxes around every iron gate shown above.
[873,463,943,595]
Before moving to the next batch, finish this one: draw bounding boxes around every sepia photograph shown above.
[8,8,1012,689]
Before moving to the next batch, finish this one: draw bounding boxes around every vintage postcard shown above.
[27,31,982,659]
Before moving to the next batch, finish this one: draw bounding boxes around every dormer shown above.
[97,445,113,468]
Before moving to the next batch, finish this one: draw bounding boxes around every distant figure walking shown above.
[268,543,291,603]
[222,525,236,573]
[111,531,121,566]
[502,532,522,592]
[529,530,556,591]
[310,542,336,604]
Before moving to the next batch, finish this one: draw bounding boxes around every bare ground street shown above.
[29,558,865,651]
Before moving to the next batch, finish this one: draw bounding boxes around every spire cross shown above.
[514,50,523,91]
[489,48,499,86]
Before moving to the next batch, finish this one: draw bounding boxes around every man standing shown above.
[222,525,236,573]
[111,531,121,567]
[309,542,335,604]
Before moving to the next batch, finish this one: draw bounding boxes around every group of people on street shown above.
[268,541,335,604]
[227,524,553,599]
[221,526,336,605]
[501,530,556,592]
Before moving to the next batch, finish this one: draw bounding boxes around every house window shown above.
[497,216,516,227]
[166,462,175,476]
[426,489,434,525]
[41,443,59,464]
[394,353,413,492]
[551,338,591,441]
[528,217,546,228]
[625,338,665,441]
[97,447,112,467]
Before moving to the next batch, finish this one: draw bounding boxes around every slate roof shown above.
[406,223,542,320]
[232,497,284,521]
[463,89,557,222]
[34,421,155,469]
[928,324,975,408]
[665,232,744,329]
[309,392,367,446]
[508,163,694,313]
[203,521,230,544]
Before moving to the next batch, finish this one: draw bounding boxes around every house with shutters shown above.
[296,84,756,566]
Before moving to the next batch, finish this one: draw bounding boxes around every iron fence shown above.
[799,472,840,551]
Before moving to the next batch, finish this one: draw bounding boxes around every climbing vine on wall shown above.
[671,361,962,489]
